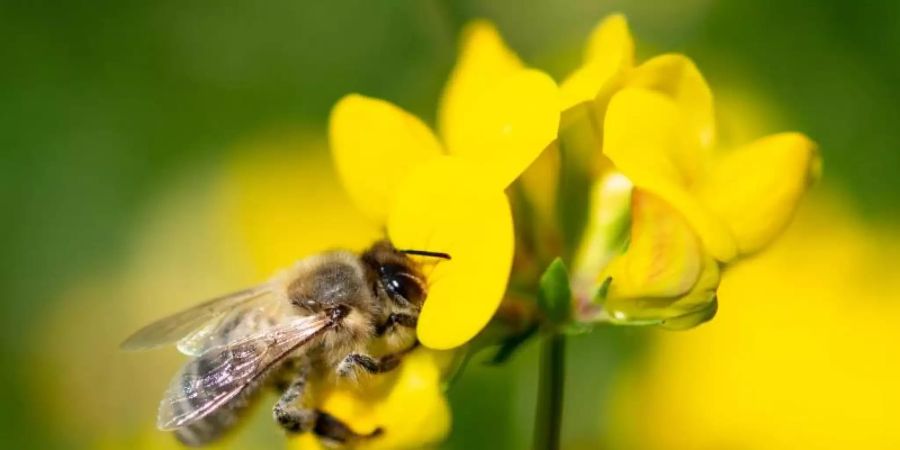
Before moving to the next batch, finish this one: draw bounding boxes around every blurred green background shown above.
[3,1,899,449]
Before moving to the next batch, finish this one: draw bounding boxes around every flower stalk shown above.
[534,331,566,450]
[532,258,572,449]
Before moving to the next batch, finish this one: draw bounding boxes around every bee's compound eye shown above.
[380,263,425,305]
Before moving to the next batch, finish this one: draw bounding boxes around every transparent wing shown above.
[120,285,271,352]
[157,313,331,430]
[175,289,295,356]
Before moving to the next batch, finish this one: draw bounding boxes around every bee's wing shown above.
[120,285,272,352]
[157,313,331,430]
[175,290,295,356]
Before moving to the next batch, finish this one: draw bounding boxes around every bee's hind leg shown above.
[272,369,317,434]
[315,410,383,445]
[273,369,383,443]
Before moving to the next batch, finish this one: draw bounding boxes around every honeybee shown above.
[121,240,450,447]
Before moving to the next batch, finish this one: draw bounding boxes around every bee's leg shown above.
[272,369,317,434]
[314,410,383,445]
[337,341,420,377]
[337,353,386,376]
[274,379,384,442]
[375,313,417,336]
[337,352,405,375]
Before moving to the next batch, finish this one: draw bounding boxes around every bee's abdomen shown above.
[170,378,261,447]
[174,408,240,447]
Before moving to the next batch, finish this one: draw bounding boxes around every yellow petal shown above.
[662,189,737,262]
[665,254,720,323]
[627,54,716,153]
[387,157,514,349]
[439,20,522,152]
[436,21,558,187]
[289,350,452,450]
[603,88,737,261]
[560,13,634,110]
[603,88,695,187]
[604,254,720,325]
[607,190,702,299]
[442,69,560,188]
[584,13,635,65]
[329,94,443,222]
[699,132,820,255]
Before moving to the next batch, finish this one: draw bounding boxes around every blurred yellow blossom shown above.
[607,196,900,449]
[220,133,380,276]
[330,20,559,349]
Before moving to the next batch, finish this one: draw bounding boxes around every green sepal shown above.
[537,258,573,327]
[592,276,613,304]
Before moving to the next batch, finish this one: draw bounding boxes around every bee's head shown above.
[361,240,449,308]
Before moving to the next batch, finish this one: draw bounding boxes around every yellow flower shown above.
[599,190,721,327]
[453,14,816,327]
[603,90,820,262]
[330,20,559,349]
[560,14,820,262]
[547,14,819,325]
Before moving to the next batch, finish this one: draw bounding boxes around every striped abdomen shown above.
[172,383,260,446]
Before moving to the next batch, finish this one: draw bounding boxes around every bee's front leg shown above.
[273,369,317,433]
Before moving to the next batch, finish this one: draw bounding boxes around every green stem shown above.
[533,331,566,450]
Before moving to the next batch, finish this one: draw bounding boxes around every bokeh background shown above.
[3,0,899,449]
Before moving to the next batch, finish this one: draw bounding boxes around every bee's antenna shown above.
[400,249,452,260]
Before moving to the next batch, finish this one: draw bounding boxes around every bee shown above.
[121,240,450,447]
